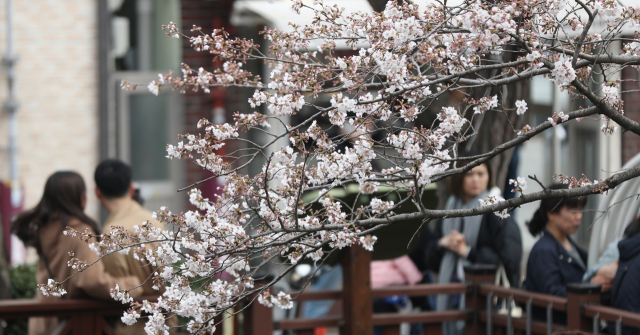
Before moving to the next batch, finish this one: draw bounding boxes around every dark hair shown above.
[449,155,494,199]
[526,184,588,236]
[12,171,100,248]
[94,159,132,198]
[623,217,640,238]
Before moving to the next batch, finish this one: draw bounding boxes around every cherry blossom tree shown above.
[42,0,640,333]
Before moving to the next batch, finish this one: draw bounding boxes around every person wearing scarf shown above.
[422,162,523,335]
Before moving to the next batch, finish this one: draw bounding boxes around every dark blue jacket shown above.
[524,230,587,322]
[608,233,640,335]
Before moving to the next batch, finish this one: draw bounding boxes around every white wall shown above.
[0,0,99,219]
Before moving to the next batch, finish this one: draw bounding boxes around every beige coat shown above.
[102,200,172,335]
[102,201,162,296]
[29,218,143,335]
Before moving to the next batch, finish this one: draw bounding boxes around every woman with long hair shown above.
[523,183,588,322]
[421,159,522,335]
[12,171,142,335]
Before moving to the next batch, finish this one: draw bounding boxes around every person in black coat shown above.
[523,184,588,323]
[608,218,640,335]
[413,160,522,335]
[420,161,523,287]
[425,211,522,288]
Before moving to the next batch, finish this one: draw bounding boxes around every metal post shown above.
[486,292,493,335]
[526,299,532,335]
[546,303,553,335]
[593,313,600,335]
[507,296,513,335]
[616,317,622,335]
[2,0,20,262]
[4,0,19,203]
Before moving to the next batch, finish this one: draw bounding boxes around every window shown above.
[111,72,185,213]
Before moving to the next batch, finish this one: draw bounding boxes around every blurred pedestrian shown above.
[524,183,588,323]
[608,218,640,335]
[420,158,522,335]
[12,171,142,335]
[94,159,175,334]
[371,255,423,335]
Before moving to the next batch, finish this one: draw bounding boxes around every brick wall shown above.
[0,0,100,218]
[621,66,640,165]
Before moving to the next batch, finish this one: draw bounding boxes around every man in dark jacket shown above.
[608,219,640,335]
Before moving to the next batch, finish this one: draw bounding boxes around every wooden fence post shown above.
[71,310,101,335]
[465,264,498,335]
[244,285,274,335]
[213,314,223,334]
[342,244,373,335]
[566,283,601,332]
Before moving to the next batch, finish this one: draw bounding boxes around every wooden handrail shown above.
[0,296,159,335]
[479,284,567,311]
[0,296,159,320]
[372,283,468,298]
[289,283,468,302]
[277,315,342,330]
[277,283,469,332]
[583,304,640,328]
[479,312,566,335]
[0,299,125,319]
[372,310,469,325]
[276,310,470,331]
[6,282,640,335]
[290,289,342,301]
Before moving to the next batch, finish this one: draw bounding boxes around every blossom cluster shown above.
[553,173,609,194]
[479,196,510,219]
[551,59,577,87]
[515,100,528,115]
[548,112,570,127]
[509,177,528,193]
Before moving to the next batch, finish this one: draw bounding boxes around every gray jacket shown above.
[582,238,620,282]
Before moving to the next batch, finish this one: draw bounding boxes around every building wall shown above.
[622,66,640,165]
[0,0,100,219]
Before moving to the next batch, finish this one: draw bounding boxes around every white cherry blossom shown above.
[515,100,528,115]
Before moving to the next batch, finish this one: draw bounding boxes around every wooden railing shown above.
[0,296,157,335]
[584,304,640,334]
[242,263,496,335]
[479,283,570,334]
[3,246,640,335]
[239,253,640,335]
[274,282,471,335]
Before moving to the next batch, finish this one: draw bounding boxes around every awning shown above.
[231,0,374,50]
